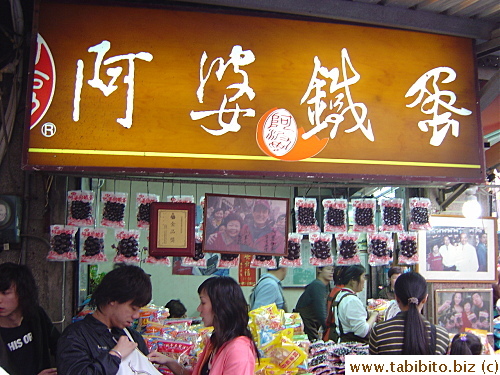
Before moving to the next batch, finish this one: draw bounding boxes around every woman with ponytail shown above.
[449,332,482,355]
[369,272,449,354]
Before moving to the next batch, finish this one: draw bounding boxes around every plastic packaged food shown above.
[368,232,393,266]
[352,198,376,232]
[80,227,107,263]
[295,197,320,233]
[113,229,141,263]
[409,197,432,231]
[218,253,240,268]
[398,232,419,265]
[47,225,78,261]
[101,191,128,228]
[250,255,276,268]
[182,230,207,267]
[379,198,404,232]
[67,190,95,226]
[280,233,303,267]
[335,232,361,265]
[309,232,334,267]
[136,193,160,229]
[323,198,348,233]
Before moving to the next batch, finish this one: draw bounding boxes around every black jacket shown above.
[0,306,60,375]
[56,314,148,375]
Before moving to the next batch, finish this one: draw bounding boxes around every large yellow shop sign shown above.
[25,1,484,182]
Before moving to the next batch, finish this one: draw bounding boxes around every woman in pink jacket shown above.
[148,276,258,374]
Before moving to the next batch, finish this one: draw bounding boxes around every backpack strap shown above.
[331,291,356,339]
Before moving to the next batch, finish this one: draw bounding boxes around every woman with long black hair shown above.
[149,276,258,374]
[369,272,449,354]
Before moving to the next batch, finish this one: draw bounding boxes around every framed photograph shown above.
[203,193,289,256]
[149,202,196,257]
[434,288,493,334]
[418,215,497,282]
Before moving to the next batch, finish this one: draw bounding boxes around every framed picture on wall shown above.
[417,215,497,282]
[434,288,493,334]
[203,193,289,256]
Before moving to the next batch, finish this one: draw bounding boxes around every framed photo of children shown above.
[202,194,289,256]
[417,215,497,282]
[434,289,493,334]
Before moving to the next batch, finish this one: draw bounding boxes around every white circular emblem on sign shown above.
[41,122,56,137]
[261,108,298,157]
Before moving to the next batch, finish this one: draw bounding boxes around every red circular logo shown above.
[30,34,56,130]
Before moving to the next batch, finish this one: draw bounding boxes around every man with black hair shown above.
[165,299,187,319]
[0,262,60,375]
[57,265,152,374]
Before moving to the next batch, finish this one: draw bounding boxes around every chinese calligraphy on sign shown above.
[73,40,153,129]
[190,45,256,136]
[406,67,472,147]
[300,48,375,142]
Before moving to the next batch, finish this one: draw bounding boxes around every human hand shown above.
[38,369,57,375]
[113,334,138,359]
[147,350,173,365]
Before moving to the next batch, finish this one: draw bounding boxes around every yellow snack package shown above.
[262,330,307,371]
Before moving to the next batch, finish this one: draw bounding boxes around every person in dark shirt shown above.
[0,262,60,375]
[57,265,152,375]
[165,299,187,318]
[378,267,402,300]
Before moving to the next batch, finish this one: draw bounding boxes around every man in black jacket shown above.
[0,262,60,375]
[57,265,152,375]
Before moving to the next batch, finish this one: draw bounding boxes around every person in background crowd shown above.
[475,233,487,272]
[439,236,456,271]
[378,267,402,300]
[249,259,288,311]
[449,332,483,355]
[294,266,334,341]
[165,299,187,319]
[57,265,152,374]
[455,233,479,272]
[323,266,346,341]
[369,272,449,355]
[331,265,378,343]
[149,276,258,375]
[0,263,60,375]
[239,200,284,254]
[427,245,444,271]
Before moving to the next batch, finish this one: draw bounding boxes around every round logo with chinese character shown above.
[257,108,328,161]
[30,34,56,130]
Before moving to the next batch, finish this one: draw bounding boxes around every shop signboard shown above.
[24,1,485,183]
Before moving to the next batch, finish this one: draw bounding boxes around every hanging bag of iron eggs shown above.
[323,198,348,233]
[379,197,404,232]
[335,232,361,265]
[67,190,95,227]
[408,197,432,231]
[250,254,276,268]
[47,224,78,261]
[113,229,141,263]
[309,232,334,267]
[101,191,128,228]
[295,197,320,234]
[368,232,393,266]
[217,253,240,268]
[136,193,159,229]
[144,234,171,266]
[352,198,376,232]
[80,227,107,263]
[182,229,207,267]
[280,233,303,267]
[397,232,419,265]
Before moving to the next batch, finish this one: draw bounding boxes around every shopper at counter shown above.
[165,299,187,319]
[332,265,378,343]
[56,265,152,374]
[249,261,288,311]
[294,266,334,341]
[378,267,402,300]
[369,271,449,355]
[149,276,258,375]
[0,262,60,375]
